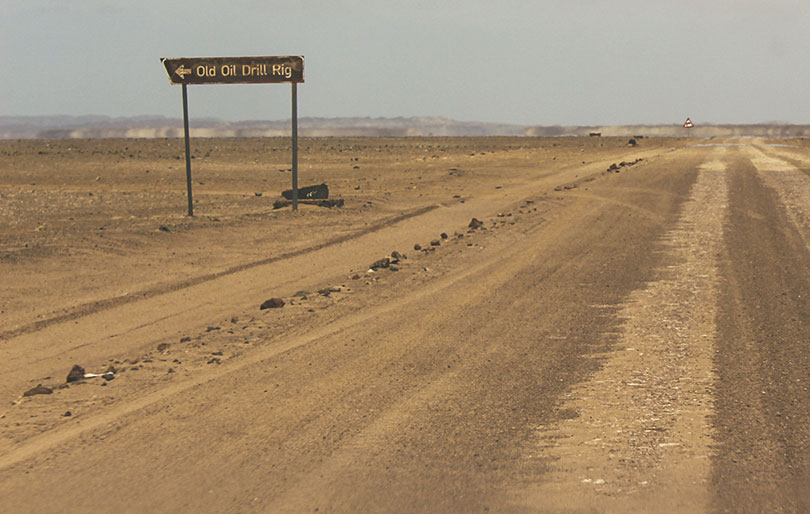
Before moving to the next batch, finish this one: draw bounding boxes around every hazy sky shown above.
[2,0,809,126]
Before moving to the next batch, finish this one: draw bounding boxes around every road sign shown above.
[161,55,304,215]
[683,117,695,129]
[161,56,304,85]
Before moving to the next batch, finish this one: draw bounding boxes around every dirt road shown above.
[2,137,810,512]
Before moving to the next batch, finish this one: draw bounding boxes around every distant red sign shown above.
[683,117,695,129]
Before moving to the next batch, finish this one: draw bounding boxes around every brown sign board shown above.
[161,56,304,85]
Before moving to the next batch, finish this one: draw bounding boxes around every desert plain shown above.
[2,135,810,512]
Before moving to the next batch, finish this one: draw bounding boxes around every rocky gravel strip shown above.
[522,153,729,512]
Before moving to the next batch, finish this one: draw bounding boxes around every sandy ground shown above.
[2,136,810,513]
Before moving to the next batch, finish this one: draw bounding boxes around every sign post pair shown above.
[161,56,304,215]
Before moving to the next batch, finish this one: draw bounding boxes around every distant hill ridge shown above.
[2,115,809,139]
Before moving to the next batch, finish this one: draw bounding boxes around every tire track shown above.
[0,205,438,341]
[518,151,728,512]
[746,145,810,253]
[711,146,810,512]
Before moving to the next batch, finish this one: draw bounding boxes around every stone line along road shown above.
[2,140,810,513]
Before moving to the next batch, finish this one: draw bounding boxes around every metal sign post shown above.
[291,82,299,211]
[161,56,305,213]
[181,84,193,216]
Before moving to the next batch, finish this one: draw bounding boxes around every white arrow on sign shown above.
[175,65,192,79]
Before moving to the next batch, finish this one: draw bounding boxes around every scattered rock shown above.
[273,198,344,209]
[391,251,403,262]
[440,233,448,239]
[211,351,223,356]
[468,218,484,230]
[254,192,263,197]
[369,257,391,270]
[318,286,341,296]
[156,343,170,353]
[101,373,115,381]
[430,240,441,247]
[206,326,220,332]
[23,385,53,397]
[413,243,422,251]
[179,336,191,343]
[207,357,222,365]
[628,138,637,146]
[316,199,344,208]
[63,411,72,417]
[158,225,171,232]
[260,298,286,310]
[66,364,85,383]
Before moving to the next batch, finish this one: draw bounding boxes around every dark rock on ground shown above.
[468,218,484,230]
[66,364,85,383]
[413,244,422,251]
[273,198,344,209]
[317,199,344,208]
[282,183,329,200]
[23,385,53,397]
[430,240,441,247]
[440,233,448,239]
[156,342,170,352]
[369,257,391,270]
[260,298,286,310]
